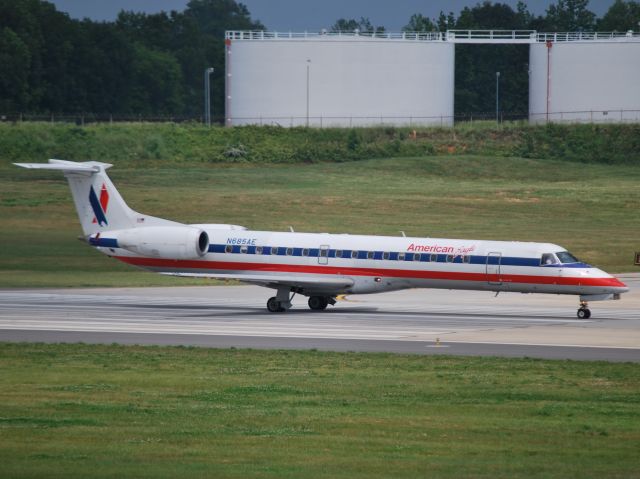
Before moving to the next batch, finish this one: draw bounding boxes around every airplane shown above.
[15,159,628,318]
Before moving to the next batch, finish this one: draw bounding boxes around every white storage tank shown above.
[225,32,455,127]
[529,37,640,123]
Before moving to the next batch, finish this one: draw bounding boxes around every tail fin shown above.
[15,159,176,236]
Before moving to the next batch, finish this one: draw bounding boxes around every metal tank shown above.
[529,35,640,123]
[225,31,455,127]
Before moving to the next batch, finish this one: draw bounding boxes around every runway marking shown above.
[0,304,602,323]
[438,340,640,350]
[0,326,446,340]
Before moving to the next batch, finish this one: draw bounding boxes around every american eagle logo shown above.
[89,183,109,226]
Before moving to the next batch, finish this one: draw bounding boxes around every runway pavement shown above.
[1,274,639,361]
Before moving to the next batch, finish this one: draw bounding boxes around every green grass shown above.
[1,343,639,478]
[1,155,639,287]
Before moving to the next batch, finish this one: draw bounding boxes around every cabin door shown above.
[486,252,502,285]
[318,245,330,265]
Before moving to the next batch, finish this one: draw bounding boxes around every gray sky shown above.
[49,0,616,31]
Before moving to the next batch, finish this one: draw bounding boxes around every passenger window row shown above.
[220,244,471,263]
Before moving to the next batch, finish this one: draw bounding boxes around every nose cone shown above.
[601,275,629,293]
[590,269,629,293]
[611,277,629,293]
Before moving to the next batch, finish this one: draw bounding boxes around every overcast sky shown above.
[49,0,617,32]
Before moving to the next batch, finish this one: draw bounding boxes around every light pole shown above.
[204,67,214,126]
[306,59,311,127]
[495,71,500,123]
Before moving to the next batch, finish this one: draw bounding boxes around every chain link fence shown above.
[2,110,639,126]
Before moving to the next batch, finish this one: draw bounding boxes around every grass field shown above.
[1,343,639,478]
[2,154,639,287]
[2,124,639,478]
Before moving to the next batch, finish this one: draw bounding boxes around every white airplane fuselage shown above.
[97,228,626,298]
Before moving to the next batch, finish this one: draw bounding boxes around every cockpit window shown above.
[556,251,580,264]
[541,253,558,265]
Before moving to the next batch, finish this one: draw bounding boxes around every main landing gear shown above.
[577,301,591,319]
[308,296,336,311]
[266,288,336,313]
[267,287,294,312]
[267,296,287,312]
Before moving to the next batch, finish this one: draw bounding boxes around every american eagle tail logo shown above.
[89,183,109,226]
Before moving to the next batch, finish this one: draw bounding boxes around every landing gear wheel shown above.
[577,300,591,319]
[577,308,591,319]
[267,297,285,313]
[308,296,329,311]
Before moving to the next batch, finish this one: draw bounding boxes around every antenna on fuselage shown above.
[289,226,295,232]
[400,231,406,237]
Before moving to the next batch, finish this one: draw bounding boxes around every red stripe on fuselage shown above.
[113,256,626,289]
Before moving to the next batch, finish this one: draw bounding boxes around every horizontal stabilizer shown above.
[14,159,112,173]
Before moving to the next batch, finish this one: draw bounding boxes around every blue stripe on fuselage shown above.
[90,237,118,248]
[202,243,591,268]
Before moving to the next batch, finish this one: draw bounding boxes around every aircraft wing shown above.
[160,272,354,291]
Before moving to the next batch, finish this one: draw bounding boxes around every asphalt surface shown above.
[1,275,639,361]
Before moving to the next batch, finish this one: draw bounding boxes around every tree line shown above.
[0,0,638,119]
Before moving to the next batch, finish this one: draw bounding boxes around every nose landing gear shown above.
[577,301,591,319]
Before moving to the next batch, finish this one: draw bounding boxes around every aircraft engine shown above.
[114,226,209,259]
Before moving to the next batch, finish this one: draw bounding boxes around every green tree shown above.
[0,0,264,117]
[0,27,31,111]
[125,45,185,115]
[115,11,178,52]
[71,21,136,113]
[452,1,532,117]
[543,0,596,31]
[597,0,640,31]
[403,13,437,32]
[115,0,264,117]
[331,17,385,34]
[437,11,457,31]
[181,0,264,117]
